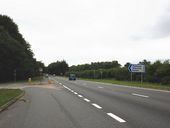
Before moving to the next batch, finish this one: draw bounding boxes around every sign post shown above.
[14,69,16,82]
[93,70,95,79]
[128,64,145,83]
[100,70,103,79]
[141,73,143,83]
[39,68,43,84]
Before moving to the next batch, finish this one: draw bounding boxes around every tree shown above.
[0,15,43,82]
[47,60,69,75]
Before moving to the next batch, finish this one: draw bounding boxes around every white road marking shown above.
[70,90,74,92]
[63,85,67,88]
[107,113,126,123]
[132,93,149,98]
[65,87,71,90]
[74,92,78,95]
[63,85,72,91]
[98,86,104,89]
[64,86,69,89]
[65,86,68,88]
[78,95,83,98]
[88,80,170,93]
[84,98,90,102]
[92,103,102,109]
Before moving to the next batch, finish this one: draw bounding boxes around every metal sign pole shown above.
[131,72,132,81]
[39,68,43,84]
[101,71,103,79]
[93,70,95,79]
[14,69,16,82]
[141,73,143,84]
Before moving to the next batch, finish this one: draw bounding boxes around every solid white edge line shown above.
[107,113,126,123]
[84,98,90,102]
[92,103,102,109]
[132,93,149,98]
[78,95,83,97]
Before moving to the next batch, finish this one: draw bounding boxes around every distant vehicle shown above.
[69,74,76,80]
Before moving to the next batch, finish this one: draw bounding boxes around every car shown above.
[69,74,76,80]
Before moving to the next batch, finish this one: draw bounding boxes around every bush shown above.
[161,76,170,85]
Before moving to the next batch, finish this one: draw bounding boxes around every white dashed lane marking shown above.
[63,85,66,88]
[84,98,90,102]
[107,113,126,123]
[74,92,78,95]
[132,93,149,98]
[78,95,83,98]
[92,103,102,109]
[70,90,74,92]
[98,86,104,89]
[60,83,127,123]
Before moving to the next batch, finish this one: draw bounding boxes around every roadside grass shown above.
[0,89,23,107]
[79,78,170,91]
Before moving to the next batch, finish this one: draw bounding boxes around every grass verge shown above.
[0,89,23,107]
[79,78,170,91]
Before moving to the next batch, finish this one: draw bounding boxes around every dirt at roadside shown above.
[0,78,56,89]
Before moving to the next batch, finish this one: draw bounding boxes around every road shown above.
[0,77,170,128]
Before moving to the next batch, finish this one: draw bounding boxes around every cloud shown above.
[130,4,170,40]
[152,10,170,38]
[1,0,170,66]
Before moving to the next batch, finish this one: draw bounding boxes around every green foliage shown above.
[161,76,170,85]
[47,60,69,75]
[0,15,44,82]
[80,78,170,90]
[0,89,23,106]
[69,61,120,72]
[67,59,170,85]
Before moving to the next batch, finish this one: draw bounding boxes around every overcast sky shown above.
[1,0,170,66]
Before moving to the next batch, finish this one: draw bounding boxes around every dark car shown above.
[69,74,76,80]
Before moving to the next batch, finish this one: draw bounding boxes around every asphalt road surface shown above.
[0,77,170,128]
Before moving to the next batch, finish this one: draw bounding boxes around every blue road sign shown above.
[128,64,132,72]
[128,64,145,73]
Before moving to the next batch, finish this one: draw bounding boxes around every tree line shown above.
[0,15,44,82]
[47,60,69,76]
[66,60,170,85]
[1,15,170,85]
